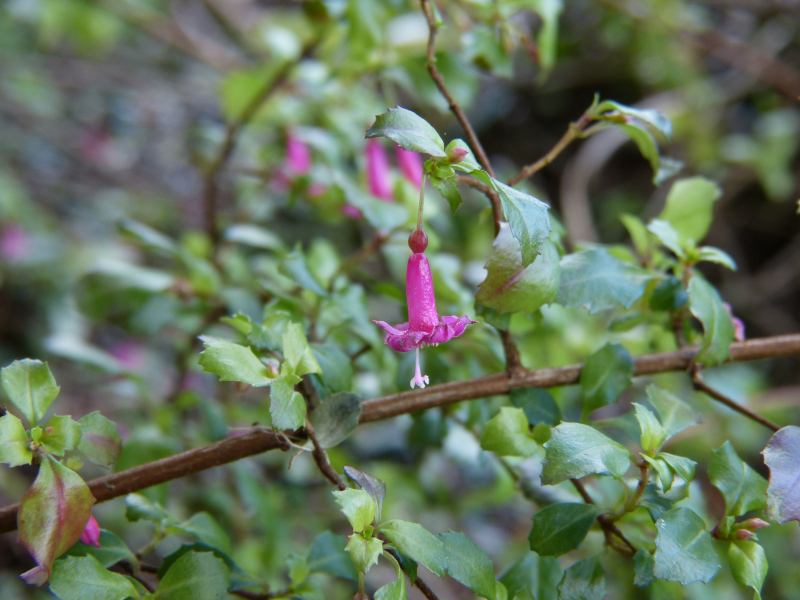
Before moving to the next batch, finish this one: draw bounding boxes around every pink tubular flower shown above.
[285,132,312,176]
[373,230,475,389]
[395,144,423,187]
[365,139,393,201]
[79,515,101,548]
[723,302,745,342]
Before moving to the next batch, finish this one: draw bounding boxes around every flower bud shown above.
[408,228,428,254]
[734,529,756,541]
[447,147,469,164]
[80,515,101,548]
[739,518,769,531]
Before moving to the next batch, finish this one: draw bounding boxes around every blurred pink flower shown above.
[395,145,423,187]
[365,139,393,201]
[285,132,312,176]
[0,225,30,262]
[341,204,363,220]
[723,302,745,342]
[110,340,146,372]
[79,515,101,548]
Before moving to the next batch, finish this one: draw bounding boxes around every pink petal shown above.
[395,145,423,187]
[366,139,393,201]
[286,133,312,175]
[406,253,438,334]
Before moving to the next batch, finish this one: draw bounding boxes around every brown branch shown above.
[420,0,494,178]
[305,419,347,491]
[385,548,441,600]
[571,479,637,555]
[1,334,798,535]
[691,366,780,432]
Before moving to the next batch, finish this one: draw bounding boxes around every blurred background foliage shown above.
[0,0,798,598]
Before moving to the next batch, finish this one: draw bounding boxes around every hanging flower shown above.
[285,131,312,176]
[373,229,475,389]
[365,138,393,201]
[79,515,101,548]
[394,144,423,187]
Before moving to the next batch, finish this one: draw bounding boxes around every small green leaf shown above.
[510,387,561,426]
[480,407,538,457]
[633,403,665,452]
[658,177,721,244]
[366,107,446,157]
[580,343,634,421]
[307,531,358,581]
[76,412,122,468]
[658,453,697,485]
[40,415,82,456]
[688,276,736,365]
[620,213,651,256]
[633,549,655,587]
[311,344,354,394]
[49,555,140,600]
[648,277,687,311]
[168,512,233,555]
[476,225,560,314]
[709,441,767,517]
[647,219,685,258]
[0,412,32,467]
[119,219,178,256]
[641,455,675,492]
[728,541,767,600]
[67,529,139,571]
[333,488,376,533]
[344,467,386,523]
[286,553,309,587]
[762,425,800,524]
[282,248,329,297]
[309,392,362,448]
[499,551,562,600]
[282,323,322,377]
[374,574,407,600]
[125,494,176,525]
[555,248,655,314]
[269,377,306,431]
[198,337,274,386]
[528,503,601,558]
[594,100,672,140]
[697,246,737,270]
[1,359,60,426]
[440,531,496,600]
[379,520,447,578]
[645,385,699,441]
[344,533,383,574]
[156,544,260,592]
[541,422,631,485]
[653,507,721,585]
[154,551,230,600]
[428,162,463,213]
[557,554,606,600]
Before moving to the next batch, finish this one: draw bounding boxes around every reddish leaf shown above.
[17,455,95,586]
[762,426,800,524]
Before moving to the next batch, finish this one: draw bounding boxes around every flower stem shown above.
[416,176,427,231]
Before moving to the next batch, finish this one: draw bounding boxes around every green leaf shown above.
[366,107,446,157]
[168,512,233,555]
[480,407,538,458]
[708,441,767,517]
[307,531,358,581]
[531,0,563,78]
[119,219,178,257]
[286,553,309,587]
[49,555,140,600]
[428,162,463,213]
[440,531,496,599]
[645,385,699,441]
[41,415,82,456]
[1,359,60,426]
[344,466,387,523]
[344,533,383,574]
[311,344,353,394]
[156,544,260,592]
[18,456,95,586]
[269,377,306,430]
[555,248,655,314]
[594,100,672,140]
[198,337,274,387]
[527,503,601,558]
[309,392,362,448]
[633,403,665,452]
[67,529,139,571]
[620,123,662,177]
[728,541,767,600]
[499,551,562,600]
[762,425,800,524]
[641,454,675,492]
[658,177,721,244]
[647,219,685,258]
[697,246,737,270]
[379,520,447,578]
[222,224,284,251]
[154,551,230,600]
[653,507,721,584]
[333,488,376,533]
[0,412,32,466]
[658,453,697,485]
[557,554,606,600]
[633,549,655,587]
[374,575,407,600]
[125,494,176,525]
[282,247,329,297]
[76,411,122,468]
[688,276,735,365]
[510,387,561,426]
[648,277,687,311]
[476,225,560,314]
[282,323,322,376]
[541,423,631,485]
[620,213,651,257]
[580,343,634,421]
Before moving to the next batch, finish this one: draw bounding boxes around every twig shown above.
[385,548,441,600]
[571,479,637,555]
[455,176,502,235]
[305,419,347,491]
[691,366,780,432]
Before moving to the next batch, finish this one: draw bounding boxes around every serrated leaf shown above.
[345,533,383,574]
[156,543,260,592]
[67,529,139,571]
[510,387,561,426]
[154,551,230,600]
[76,412,122,468]
[762,426,800,524]
[476,225,559,314]
[282,323,321,377]
[688,276,735,365]
[198,337,274,386]
[480,407,538,457]
[633,549,654,587]
[658,177,721,244]
[697,246,737,270]
[344,467,386,523]
[0,412,32,466]
[49,555,140,600]
[555,248,655,314]
[440,531,496,599]
[379,520,447,578]
[541,422,631,485]
[18,456,95,586]
[41,415,82,456]
[309,393,361,448]
[499,551,561,600]
[307,531,358,581]
[557,554,606,600]
[708,441,767,517]
[645,385,698,441]
[659,453,696,485]
[269,378,306,431]
[428,162,463,213]
[634,403,665,452]
[333,488,376,533]
[366,107,446,157]
[580,343,634,421]
[653,507,721,584]
[1,359,60,426]
[528,503,601,558]
[728,541,767,600]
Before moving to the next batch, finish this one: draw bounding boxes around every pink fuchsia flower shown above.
[365,139,393,201]
[79,515,101,547]
[395,144,423,187]
[373,229,475,389]
[0,225,30,262]
[285,132,312,176]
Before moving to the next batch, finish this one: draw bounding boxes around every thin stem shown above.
[691,366,780,432]
[416,176,427,231]
[305,418,348,490]
[385,548,441,600]
[570,479,637,556]
[455,175,502,235]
